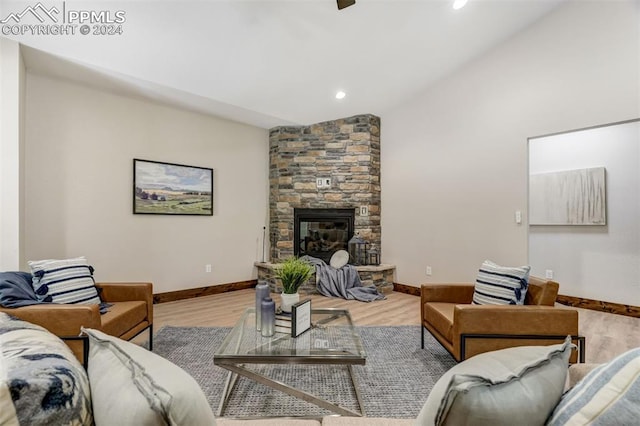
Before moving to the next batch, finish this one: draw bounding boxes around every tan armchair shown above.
[421,277,583,363]
[0,282,153,365]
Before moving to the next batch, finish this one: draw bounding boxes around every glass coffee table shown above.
[214,307,366,417]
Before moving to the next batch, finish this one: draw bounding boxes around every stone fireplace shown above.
[269,114,381,261]
[257,113,394,293]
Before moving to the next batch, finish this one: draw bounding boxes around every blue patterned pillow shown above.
[28,257,101,305]
[0,313,93,425]
[472,260,530,305]
[547,347,640,425]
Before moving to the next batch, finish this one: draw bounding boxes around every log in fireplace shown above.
[293,208,355,263]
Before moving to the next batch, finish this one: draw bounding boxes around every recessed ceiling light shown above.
[453,0,468,10]
[335,91,346,100]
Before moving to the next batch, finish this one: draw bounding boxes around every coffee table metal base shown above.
[216,362,366,418]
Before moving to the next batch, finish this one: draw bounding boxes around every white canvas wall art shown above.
[530,167,606,225]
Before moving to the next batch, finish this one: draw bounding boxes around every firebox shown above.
[294,208,355,263]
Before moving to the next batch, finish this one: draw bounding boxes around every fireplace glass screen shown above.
[294,208,354,263]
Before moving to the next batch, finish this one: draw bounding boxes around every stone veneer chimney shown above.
[269,114,381,261]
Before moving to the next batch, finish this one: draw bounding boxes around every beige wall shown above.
[25,74,269,293]
[0,38,25,271]
[381,0,640,288]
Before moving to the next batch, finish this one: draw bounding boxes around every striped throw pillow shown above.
[547,347,640,425]
[28,257,101,305]
[472,260,530,305]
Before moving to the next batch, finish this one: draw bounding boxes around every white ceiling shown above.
[1,0,565,128]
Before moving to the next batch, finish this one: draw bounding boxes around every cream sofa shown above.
[217,418,412,425]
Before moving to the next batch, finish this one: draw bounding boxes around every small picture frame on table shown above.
[291,299,312,337]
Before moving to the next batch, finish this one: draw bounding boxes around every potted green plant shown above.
[275,256,314,312]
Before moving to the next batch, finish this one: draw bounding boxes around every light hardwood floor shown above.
[153,289,639,364]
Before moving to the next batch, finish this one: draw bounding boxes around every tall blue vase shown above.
[255,281,270,331]
[261,297,275,337]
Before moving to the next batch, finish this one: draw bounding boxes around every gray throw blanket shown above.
[302,256,385,302]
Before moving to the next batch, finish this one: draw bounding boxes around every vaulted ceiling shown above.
[1,0,565,128]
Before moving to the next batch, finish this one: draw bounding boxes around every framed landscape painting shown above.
[133,159,213,216]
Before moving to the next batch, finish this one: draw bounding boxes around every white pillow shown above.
[28,256,101,305]
[416,336,573,426]
[472,260,530,305]
[82,328,216,426]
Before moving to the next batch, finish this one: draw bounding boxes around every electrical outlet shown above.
[426,266,432,276]
[316,178,324,188]
[206,264,212,273]
[545,269,553,279]
[360,206,369,216]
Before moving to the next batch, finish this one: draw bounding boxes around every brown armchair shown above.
[421,277,583,363]
[0,282,153,365]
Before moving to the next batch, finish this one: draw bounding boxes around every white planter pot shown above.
[280,292,300,313]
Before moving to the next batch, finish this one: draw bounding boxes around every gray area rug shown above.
[153,325,456,418]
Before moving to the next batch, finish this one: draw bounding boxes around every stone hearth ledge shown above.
[254,262,395,294]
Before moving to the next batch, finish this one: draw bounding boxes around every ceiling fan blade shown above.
[337,0,356,10]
